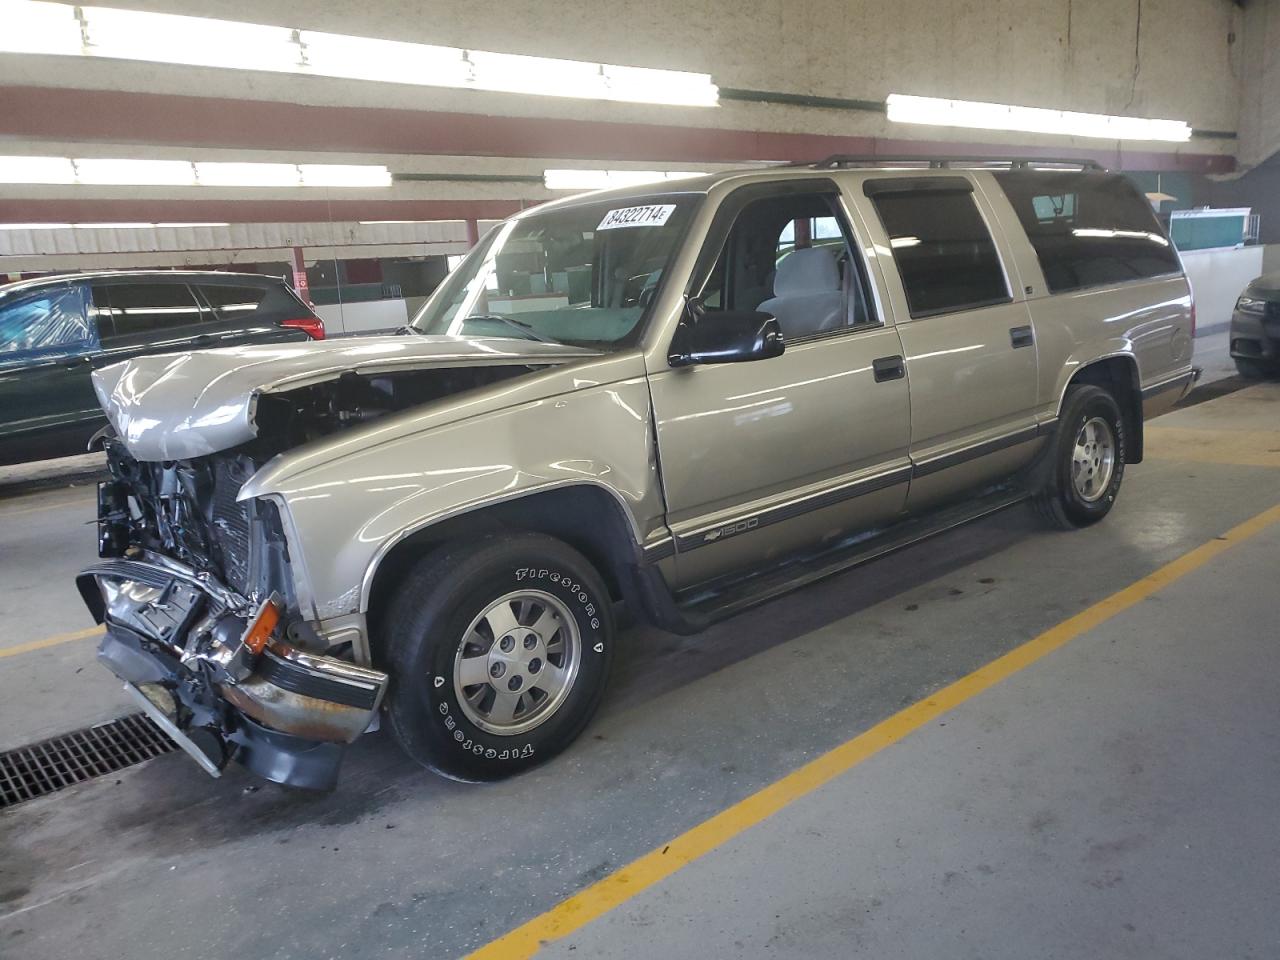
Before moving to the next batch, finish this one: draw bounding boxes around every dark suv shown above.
[0,270,324,466]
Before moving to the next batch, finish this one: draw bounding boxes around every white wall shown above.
[315,298,409,336]
[1181,245,1265,333]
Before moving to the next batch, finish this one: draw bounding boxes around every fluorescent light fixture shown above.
[0,156,391,187]
[74,158,194,185]
[196,162,301,187]
[0,0,81,55]
[0,155,76,183]
[1,1,719,107]
[0,222,229,230]
[75,222,231,229]
[81,5,299,72]
[885,94,1192,143]
[298,164,393,188]
[299,31,467,87]
[889,236,921,248]
[543,169,707,191]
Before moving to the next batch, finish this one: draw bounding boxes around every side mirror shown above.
[668,303,785,367]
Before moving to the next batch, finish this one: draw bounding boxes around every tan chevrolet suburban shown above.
[77,157,1196,789]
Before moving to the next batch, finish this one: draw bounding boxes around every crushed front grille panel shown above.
[0,713,175,808]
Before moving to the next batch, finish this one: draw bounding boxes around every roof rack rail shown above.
[812,155,1106,171]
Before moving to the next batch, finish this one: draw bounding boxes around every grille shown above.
[0,714,175,808]
[210,460,252,592]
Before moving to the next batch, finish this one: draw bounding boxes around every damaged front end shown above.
[77,439,387,790]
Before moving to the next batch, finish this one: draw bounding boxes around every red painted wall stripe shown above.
[0,85,1235,174]
[0,198,524,224]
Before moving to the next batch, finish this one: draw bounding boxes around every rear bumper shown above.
[78,555,388,790]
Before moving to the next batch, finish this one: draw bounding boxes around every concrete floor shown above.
[0,370,1276,960]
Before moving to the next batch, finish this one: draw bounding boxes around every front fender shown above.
[239,360,664,622]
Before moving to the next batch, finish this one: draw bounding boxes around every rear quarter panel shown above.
[972,173,1193,420]
[1027,276,1194,421]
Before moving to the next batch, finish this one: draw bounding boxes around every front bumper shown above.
[77,554,388,790]
[1229,308,1280,364]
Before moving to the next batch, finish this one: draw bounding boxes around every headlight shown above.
[1235,296,1268,316]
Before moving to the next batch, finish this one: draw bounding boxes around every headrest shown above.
[773,247,841,297]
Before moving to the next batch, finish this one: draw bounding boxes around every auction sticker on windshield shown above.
[597,204,677,230]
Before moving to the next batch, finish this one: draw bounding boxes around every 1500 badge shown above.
[703,517,759,543]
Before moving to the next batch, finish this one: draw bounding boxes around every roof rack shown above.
[813,155,1106,171]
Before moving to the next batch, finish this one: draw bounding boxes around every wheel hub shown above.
[1071,416,1116,503]
[451,589,581,736]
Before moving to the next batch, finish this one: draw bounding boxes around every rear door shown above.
[0,283,104,462]
[94,279,220,364]
[857,176,1041,511]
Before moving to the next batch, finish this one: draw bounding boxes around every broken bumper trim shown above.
[78,555,388,789]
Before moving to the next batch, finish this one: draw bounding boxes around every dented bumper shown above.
[77,554,387,790]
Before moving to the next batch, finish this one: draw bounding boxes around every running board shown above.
[637,486,1031,634]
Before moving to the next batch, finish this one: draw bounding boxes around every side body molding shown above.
[238,351,666,621]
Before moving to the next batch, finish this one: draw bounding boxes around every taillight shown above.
[1189,298,1196,339]
[281,316,325,340]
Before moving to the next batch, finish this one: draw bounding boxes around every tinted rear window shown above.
[99,282,205,337]
[867,184,1010,318]
[195,283,269,322]
[995,171,1181,293]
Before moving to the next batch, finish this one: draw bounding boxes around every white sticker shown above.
[597,204,677,231]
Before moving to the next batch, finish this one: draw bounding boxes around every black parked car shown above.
[0,270,324,466]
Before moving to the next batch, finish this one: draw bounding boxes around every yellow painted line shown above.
[467,501,1280,960]
[0,625,103,659]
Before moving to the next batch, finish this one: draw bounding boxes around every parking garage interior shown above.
[1,1,1279,958]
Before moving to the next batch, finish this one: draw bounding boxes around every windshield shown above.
[411,194,699,348]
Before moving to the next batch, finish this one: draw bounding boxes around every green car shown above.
[0,270,324,465]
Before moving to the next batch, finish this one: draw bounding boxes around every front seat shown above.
[757,247,844,340]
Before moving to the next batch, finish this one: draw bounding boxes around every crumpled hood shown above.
[92,334,597,461]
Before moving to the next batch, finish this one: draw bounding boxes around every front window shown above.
[411,194,699,348]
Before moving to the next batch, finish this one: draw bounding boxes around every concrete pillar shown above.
[465,219,480,248]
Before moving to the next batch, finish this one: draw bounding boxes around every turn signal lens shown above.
[241,598,282,656]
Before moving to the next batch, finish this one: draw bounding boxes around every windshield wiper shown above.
[463,314,557,344]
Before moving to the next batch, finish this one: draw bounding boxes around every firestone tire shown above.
[382,533,614,782]
[1030,384,1126,530]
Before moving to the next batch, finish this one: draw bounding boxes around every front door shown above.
[0,283,104,463]
[648,184,913,589]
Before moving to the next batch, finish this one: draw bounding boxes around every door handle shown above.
[1010,325,1035,349]
[872,355,905,382]
[60,355,92,369]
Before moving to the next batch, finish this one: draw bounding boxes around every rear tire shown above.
[1030,384,1126,530]
[382,533,614,781]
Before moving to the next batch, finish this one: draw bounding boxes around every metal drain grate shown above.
[0,713,176,808]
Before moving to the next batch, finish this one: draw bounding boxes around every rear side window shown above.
[0,285,96,358]
[195,284,269,322]
[866,181,1010,318]
[995,171,1181,293]
[98,282,206,337]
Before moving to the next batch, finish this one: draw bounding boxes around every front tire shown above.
[1030,384,1126,530]
[382,534,614,781]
